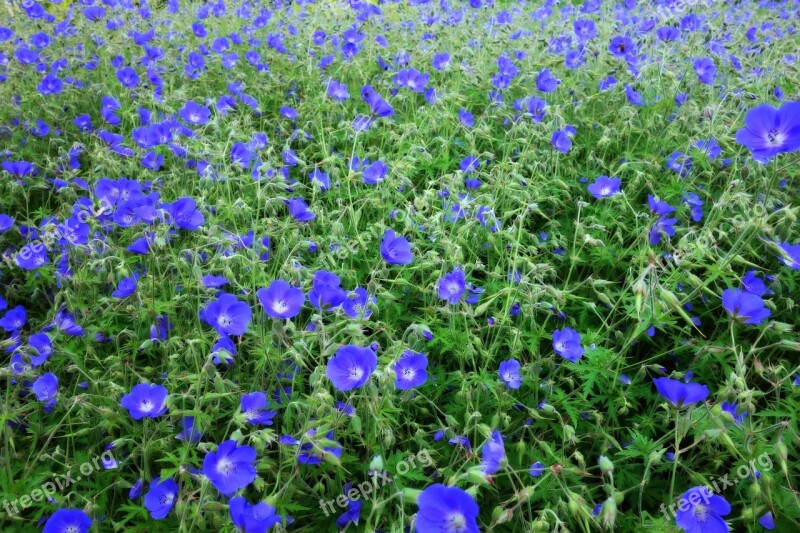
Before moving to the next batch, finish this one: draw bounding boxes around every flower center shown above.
[140,400,153,412]
[447,512,467,532]
[693,503,709,523]
[766,128,785,146]
[217,457,235,476]
[349,366,364,381]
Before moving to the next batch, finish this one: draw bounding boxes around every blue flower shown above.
[0,305,26,332]
[204,293,252,336]
[336,490,363,527]
[777,242,800,270]
[42,509,92,533]
[481,430,506,474]
[112,276,138,298]
[609,36,636,57]
[326,345,378,392]
[203,440,257,496]
[361,85,394,117]
[257,280,305,319]
[741,271,771,297]
[721,288,770,325]
[327,79,350,101]
[129,478,144,499]
[176,416,203,443]
[536,68,560,92]
[229,497,283,532]
[498,359,521,389]
[625,84,644,106]
[16,242,49,270]
[381,229,413,265]
[720,401,747,425]
[144,477,178,520]
[120,383,169,420]
[587,176,621,199]
[675,486,730,533]
[163,197,205,230]
[551,130,572,153]
[553,327,584,362]
[530,462,545,477]
[649,216,678,245]
[416,484,480,533]
[362,160,388,184]
[297,430,342,465]
[395,351,428,390]
[0,214,13,233]
[653,377,709,407]
[179,100,211,125]
[308,271,346,311]
[285,197,315,222]
[759,512,775,530]
[342,287,375,319]
[241,392,277,426]
[735,103,800,162]
[694,57,717,84]
[682,193,705,222]
[32,372,58,402]
[29,333,52,366]
[438,268,466,305]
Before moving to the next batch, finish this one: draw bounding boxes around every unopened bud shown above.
[776,442,788,462]
[491,506,513,524]
[573,451,585,469]
[466,466,492,486]
[563,424,576,444]
[601,497,617,527]
[531,519,550,531]
[402,488,421,505]
[369,455,384,474]
[598,455,614,475]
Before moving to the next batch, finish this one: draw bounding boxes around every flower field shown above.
[1,0,800,531]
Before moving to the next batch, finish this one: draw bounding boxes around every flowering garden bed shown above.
[1,0,799,532]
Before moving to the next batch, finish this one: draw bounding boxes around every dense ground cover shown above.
[1,0,800,531]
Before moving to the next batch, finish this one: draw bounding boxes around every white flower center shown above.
[217,457,234,475]
[694,503,709,523]
[447,512,467,532]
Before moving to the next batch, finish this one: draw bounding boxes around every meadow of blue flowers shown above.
[1,0,800,531]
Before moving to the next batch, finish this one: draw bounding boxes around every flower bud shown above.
[598,455,614,475]
[369,455,384,474]
[401,488,421,505]
[573,451,585,469]
[601,497,617,527]
[466,466,492,486]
